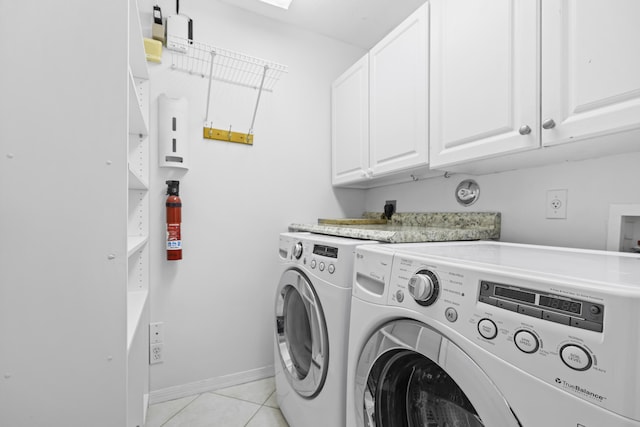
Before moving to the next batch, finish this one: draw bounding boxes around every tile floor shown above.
[145,377,290,427]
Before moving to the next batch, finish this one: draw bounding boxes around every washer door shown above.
[275,269,329,398]
[354,319,521,427]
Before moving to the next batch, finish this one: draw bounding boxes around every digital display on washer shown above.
[539,295,581,315]
[494,286,536,304]
[478,280,601,332]
[313,245,338,258]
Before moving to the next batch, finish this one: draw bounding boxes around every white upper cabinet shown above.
[541,0,640,147]
[430,0,640,172]
[369,4,429,176]
[332,4,434,188]
[429,0,539,169]
[331,55,370,186]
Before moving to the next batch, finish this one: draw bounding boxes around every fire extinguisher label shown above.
[167,240,182,249]
[167,224,182,250]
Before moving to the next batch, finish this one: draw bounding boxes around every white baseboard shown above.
[148,365,275,405]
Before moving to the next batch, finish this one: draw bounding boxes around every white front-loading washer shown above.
[275,232,377,427]
[347,241,640,426]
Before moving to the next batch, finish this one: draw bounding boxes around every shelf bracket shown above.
[246,65,269,138]
[204,51,216,124]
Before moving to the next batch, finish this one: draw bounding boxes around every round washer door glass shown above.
[354,320,520,427]
[275,269,328,398]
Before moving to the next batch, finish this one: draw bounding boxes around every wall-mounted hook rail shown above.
[203,125,253,145]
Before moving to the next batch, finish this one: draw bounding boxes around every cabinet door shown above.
[331,55,370,186]
[542,0,640,146]
[430,0,539,168]
[369,4,428,176]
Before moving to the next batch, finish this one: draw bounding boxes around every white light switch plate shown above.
[150,322,164,344]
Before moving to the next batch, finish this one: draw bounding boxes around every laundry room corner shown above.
[139,0,367,399]
[364,150,640,250]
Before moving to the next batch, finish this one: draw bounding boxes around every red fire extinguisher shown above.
[166,180,182,261]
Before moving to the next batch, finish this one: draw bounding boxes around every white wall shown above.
[365,150,640,250]
[141,0,365,395]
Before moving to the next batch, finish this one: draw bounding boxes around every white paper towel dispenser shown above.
[158,94,189,169]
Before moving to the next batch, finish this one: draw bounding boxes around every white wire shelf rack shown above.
[169,38,288,93]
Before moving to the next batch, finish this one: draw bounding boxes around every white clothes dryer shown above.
[275,232,377,427]
[346,241,640,427]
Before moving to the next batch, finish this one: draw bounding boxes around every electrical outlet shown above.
[546,189,568,219]
[384,200,396,219]
[150,322,164,344]
[385,200,397,212]
[150,343,163,364]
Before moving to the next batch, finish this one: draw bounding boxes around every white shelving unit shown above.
[2,1,151,425]
[127,0,150,426]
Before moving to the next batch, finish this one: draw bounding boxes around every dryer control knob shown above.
[293,242,303,259]
[408,270,439,306]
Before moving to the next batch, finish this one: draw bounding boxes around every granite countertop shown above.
[289,212,501,243]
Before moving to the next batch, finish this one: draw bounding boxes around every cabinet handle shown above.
[518,125,532,135]
[542,119,556,130]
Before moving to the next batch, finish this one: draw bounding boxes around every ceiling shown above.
[217,0,427,49]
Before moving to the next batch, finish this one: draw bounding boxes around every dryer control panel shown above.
[375,242,640,424]
[279,232,378,288]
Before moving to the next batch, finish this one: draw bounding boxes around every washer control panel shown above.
[478,280,604,332]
